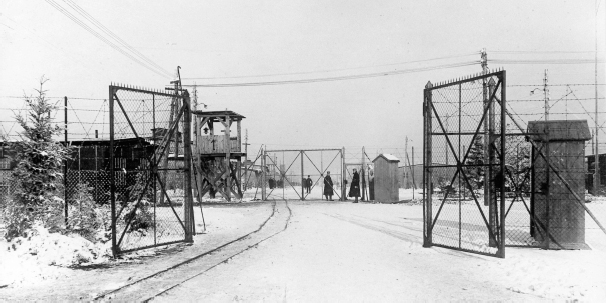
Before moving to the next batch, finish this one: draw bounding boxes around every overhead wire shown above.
[490,59,605,65]
[61,0,173,78]
[183,52,479,80]
[44,0,172,79]
[492,50,605,54]
[186,61,479,87]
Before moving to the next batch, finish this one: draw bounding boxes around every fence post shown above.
[109,86,117,257]
[183,91,194,242]
[261,147,266,200]
[361,146,366,201]
[341,147,346,201]
[64,96,68,226]
[301,150,304,200]
[423,81,433,248]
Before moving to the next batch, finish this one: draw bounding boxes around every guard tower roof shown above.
[192,110,245,120]
[527,120,591,142]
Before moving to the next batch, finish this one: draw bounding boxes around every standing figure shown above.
[368,165,375,201]
[305,175,312,194]
[349,168,360,203]
[323,171,334,201]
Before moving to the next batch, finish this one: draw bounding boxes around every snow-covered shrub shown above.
[67,183,111,242]
[7,223,111,267]
[123,199,154,232]
[3,79,70,240]
[122,170,154,232]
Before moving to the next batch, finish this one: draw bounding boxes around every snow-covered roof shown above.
[373,153,400,163]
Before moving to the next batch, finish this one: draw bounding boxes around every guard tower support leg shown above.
[225,114,231,202]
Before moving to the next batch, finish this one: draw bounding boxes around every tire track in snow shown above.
[324,213,422,245]
[92,200,291,301]
[327,213,491,260]
[146,199,292,302]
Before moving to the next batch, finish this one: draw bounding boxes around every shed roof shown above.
[373,153,400,163]
[527,120,591,142]
[192,110,245,120]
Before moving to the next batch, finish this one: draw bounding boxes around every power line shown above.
[490,59,605,64]
[61,0,173,78]
[44,0,172,79]
[183,52,479,80]
[492,50,605,54]
[183,61,479,87]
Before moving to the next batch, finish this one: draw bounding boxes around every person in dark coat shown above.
[305,175,312,194]
[323,171,334,201]
[349,168,360,203]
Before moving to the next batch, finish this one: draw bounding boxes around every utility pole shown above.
[405,137,415,193]
[243,129,249,190]
[404,138,409,187]
[544,69,550,121]
[412,146,416,199]
[481,48,489,206]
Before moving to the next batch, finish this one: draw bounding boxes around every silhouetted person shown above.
[323,171,334,201]
[305,175,312,194]
[368,165,375,201]
[349,168,360,203]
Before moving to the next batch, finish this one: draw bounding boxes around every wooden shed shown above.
[372,154,400,203]
[528,120,591,249]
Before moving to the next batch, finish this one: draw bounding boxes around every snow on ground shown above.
[1,194,605,300]
[157,201,606,301]
[0,203,274,300]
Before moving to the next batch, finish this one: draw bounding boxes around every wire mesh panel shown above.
[109,84,192,255]
[263,149,343,201]
[239,146,265,201]
[423,71,506,258]
[502,135,537,247]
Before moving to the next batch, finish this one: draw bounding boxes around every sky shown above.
[0,0,605,163]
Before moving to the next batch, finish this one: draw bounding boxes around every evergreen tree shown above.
[464,136,485,191]
[3,78,69,240]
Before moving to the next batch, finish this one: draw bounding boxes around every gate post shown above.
[498,71,506,258]
[183,91,194,242]
[423,81,433,247]
[301,150,304,200]
[341,147,346,201]
[109,85,118,257]
[488,78,497,248]
[261,147,266,200]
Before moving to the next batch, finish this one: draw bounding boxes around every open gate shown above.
[109,84,194,256]
[261,149,344,201]
[423,70,506,258]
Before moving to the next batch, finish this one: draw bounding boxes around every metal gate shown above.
[262,148,344,201]
[423,70,506,258]
[109,84,194,255]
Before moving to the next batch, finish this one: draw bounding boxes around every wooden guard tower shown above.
[193,110,245,202]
